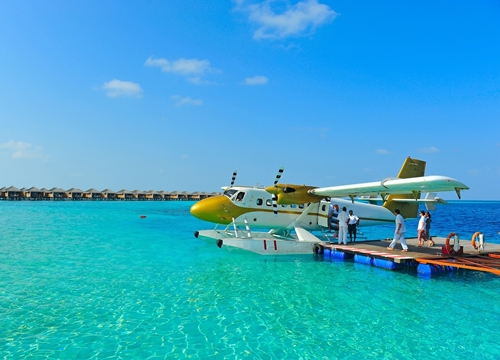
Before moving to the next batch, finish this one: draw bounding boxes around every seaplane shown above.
[190,157,469,255]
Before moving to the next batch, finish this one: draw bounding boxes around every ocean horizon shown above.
[1,200,499,359]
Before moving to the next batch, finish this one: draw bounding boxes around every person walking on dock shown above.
[347,210,359,242]
[425,211,435,247]
[417,210,427,246]
[387,209,408,252]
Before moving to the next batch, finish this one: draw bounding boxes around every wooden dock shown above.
[320,236,500,276]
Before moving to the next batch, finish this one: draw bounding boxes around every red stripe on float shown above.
[274,240,277,250]
[263,240,267,250]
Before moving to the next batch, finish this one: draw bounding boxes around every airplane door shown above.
[317,202,330,228]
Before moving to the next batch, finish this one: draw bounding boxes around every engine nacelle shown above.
[265,184,324,205]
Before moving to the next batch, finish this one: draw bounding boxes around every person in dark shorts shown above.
[347,210,359,242]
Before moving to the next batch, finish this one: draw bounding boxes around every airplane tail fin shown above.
[383,157,426,218]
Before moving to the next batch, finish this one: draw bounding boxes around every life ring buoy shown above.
[445,232,459,253]
[471,232,482,250]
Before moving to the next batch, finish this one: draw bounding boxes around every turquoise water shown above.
[1,201,499,359]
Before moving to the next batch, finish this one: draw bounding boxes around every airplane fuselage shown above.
[190,186,396,231]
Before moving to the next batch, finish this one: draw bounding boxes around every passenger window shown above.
[299,204,304,209]
[291,204,296,208]
[281,204,286,208]
[266,199,272,206]
[256,199,263,206]
[322,205,326,211]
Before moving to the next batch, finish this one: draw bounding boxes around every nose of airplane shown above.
[190,195,233,224]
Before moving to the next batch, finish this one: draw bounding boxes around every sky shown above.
[0,0,499,199]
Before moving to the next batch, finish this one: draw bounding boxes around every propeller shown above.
[271,167,284,215]
[230,170,237,187]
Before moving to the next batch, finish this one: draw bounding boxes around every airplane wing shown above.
[310,175,469,199]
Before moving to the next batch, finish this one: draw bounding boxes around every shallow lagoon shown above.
[1,201,499,359]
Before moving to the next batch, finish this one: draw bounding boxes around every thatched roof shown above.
[67,188,84,193]
[27,186,42,192]
[146,190,161,195]
[116,189,132,194]
[84,188,101,194]
[49,187,66,193]
[5,186,20,192]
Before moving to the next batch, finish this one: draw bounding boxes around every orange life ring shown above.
[445,232,458,253]
[471,232,482,250]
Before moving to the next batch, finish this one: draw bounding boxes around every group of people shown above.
[417,210,434,247]
[328,202,434,251]
[387,209,433,252]
[328,203,360,245]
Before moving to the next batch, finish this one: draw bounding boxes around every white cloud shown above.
[418,146,440,153]
[0,140,45,159]
[145,56,215,78]
[244,75,269,85]
[171,95,203,107]
[103,79,143,98]
[376,149,392,155]
[187,77,217,85]
[236,0,337,40]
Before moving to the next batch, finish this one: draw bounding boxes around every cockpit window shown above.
[223,189,237,198]
[235,191,245,201]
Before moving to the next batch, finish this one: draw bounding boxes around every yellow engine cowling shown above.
[265,184,324,205]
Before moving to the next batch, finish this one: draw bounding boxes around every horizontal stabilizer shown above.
[389,196,448,211]
[390,197,448,204]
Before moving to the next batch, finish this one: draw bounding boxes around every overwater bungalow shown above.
[189,191,201,201]
[116,189,134,200]
[157,190,170,200]
[49,187,67,200]
[40,188,50,200]
[145,190,163,200]
[26,186,44,200]
[84,188,103,200]
[200,192,211,200]
[169,191,180,201]
[101,189,116,200]
[66,188,84,200]
[132,190,146,200]
[5,186,22,200]
[180,191,190,201]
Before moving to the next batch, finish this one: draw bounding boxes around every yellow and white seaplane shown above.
[190,157,469,255]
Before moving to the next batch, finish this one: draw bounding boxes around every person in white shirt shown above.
[337,206,349,245]
[417,210,427,246]
[387,209,408,252]
[347,210,359,242]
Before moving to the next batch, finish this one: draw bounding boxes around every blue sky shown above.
[0,1,499,199]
